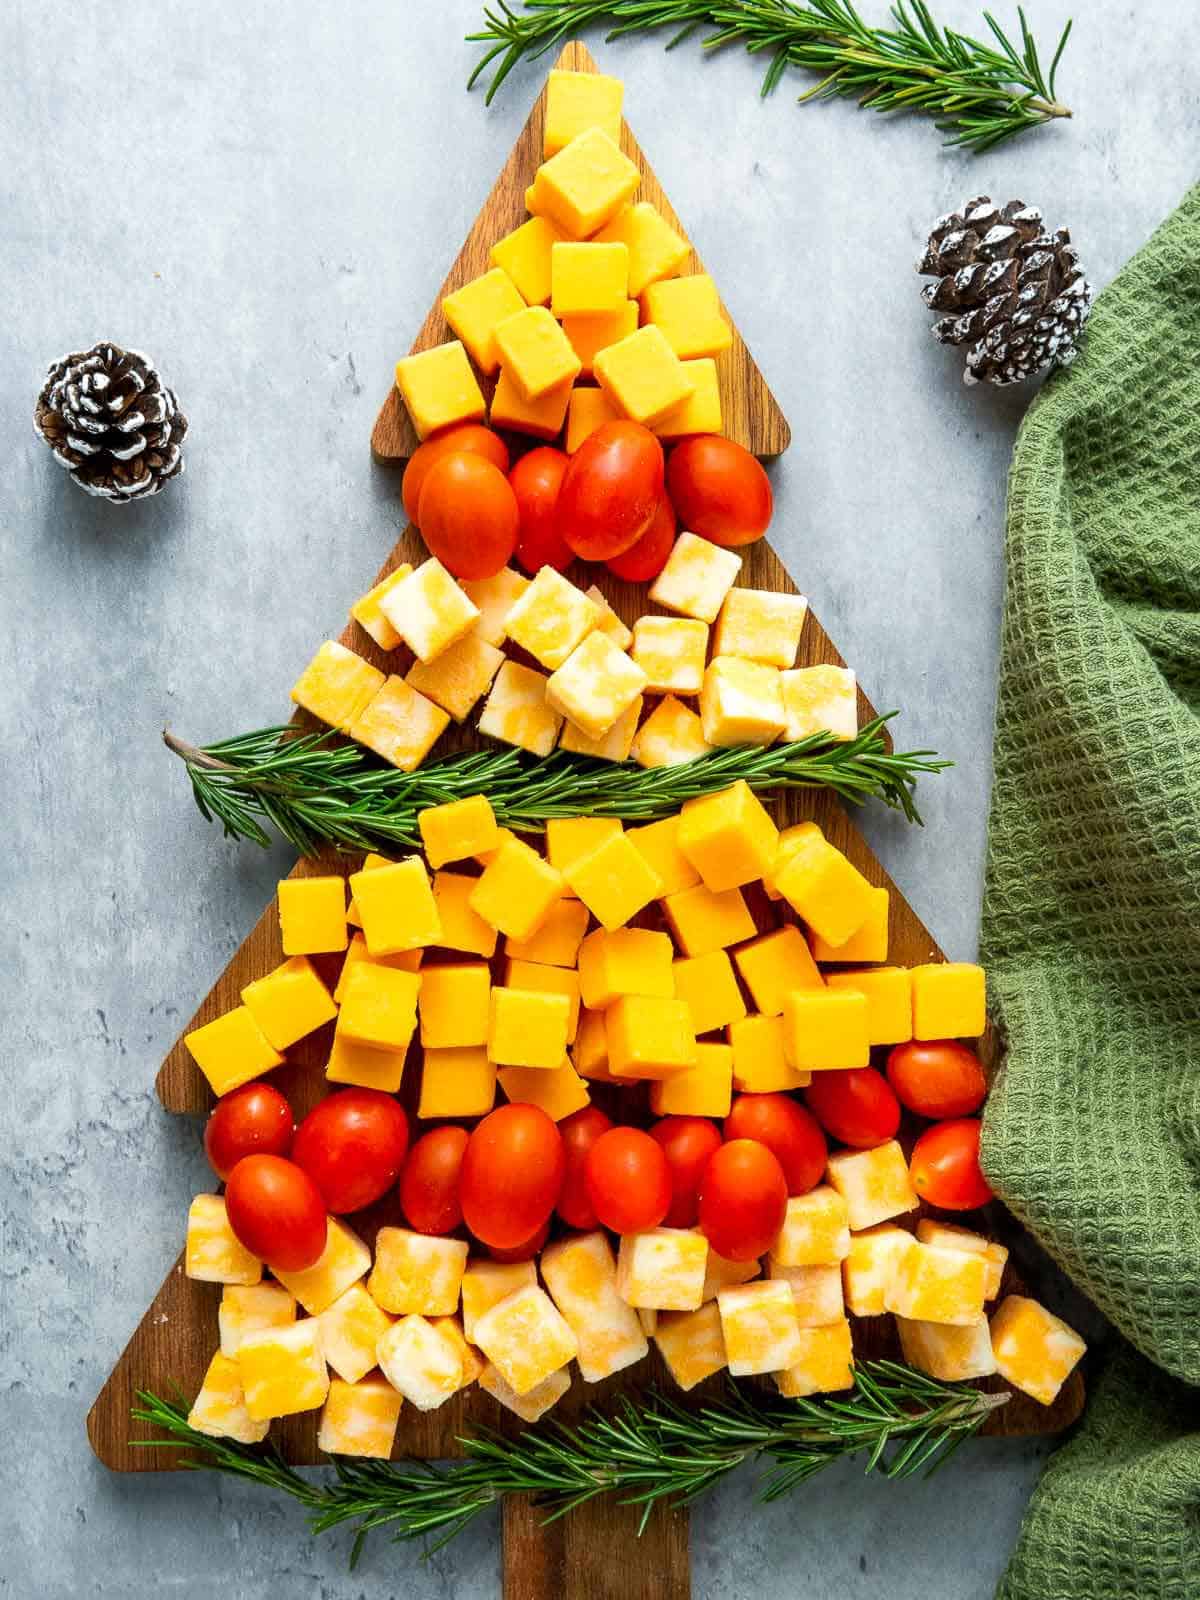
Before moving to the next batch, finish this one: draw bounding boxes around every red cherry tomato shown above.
[557,1106,614,1229]
[605,491,676,582]
[460,1104,565,1249]
[290,1089,409,1215]
[697,1139,787,1262]
[488,1218,550,1262]
[803,1068,901,1149]
[509,446,573,574]
[556,421,664,561]
[649,1116,723,1227]
[909,1119,994,1210]
[224,1154,327,1273]
[723,1094,827,1196]
[203,1084,294,1182]
[584,1126,672,1234]
[400,1126,469,1235]
[416,453,519,579]
[401,424,509,524]
[886,1041,988,1120]
[666,437,772,547]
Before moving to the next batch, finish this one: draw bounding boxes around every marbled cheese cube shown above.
[650,532,742,623]
[627,816,700,896]
[910,962,988,1040]
[717,1279,803,1376]
[430,1314,486,1391]
[184,1006,283,1098]
[376,1315,463,1411]
[700,1240,761,1303]
[638,1307,658,1336]
[884,1242,988,1326]
[713,589,807,669]
[916,1220,1007,1301]
[782,988,870,1071]
[727,1013,809,1094]
[989,1295,1087,1406]
[461,1259,539,1341]
[576,926,675,1009]
[531,126,640,238]
[631,616,709,696]
[462,567,529,646]
[615,1228,708,1311]
[494,304,581,400]
[338,963,420,1051]
[504,566,602,670]
[277,874,348,957]
[780,665,857,743]
[897,1317,997,1383]
[477,660,563,756]
[490,215,566,307]
[770,1187,850,1267]
[368,1228,469,1317]
[418,1045,497,1119]
[274,1220,373,1316]
[565,830,663,931]
[470,834,564,943]
[771,1264,844,1328]
[317,1283,395,1385]
[559,692,637,758]
[394,341,486,440]
[583,584,634,650]
[541,1230,649,1381]
[810,886,890,963]
[607,995,697,1080]
[432,871,498,960]
[566,383,621,452]
[594,323,693,426]
[631,693,714,768]
[775,1319,854,1398]
[498,1060,591,1121]
[700,657,786,747]
[654,358,723,440]
[419,962,491,1049]
[442,266,526,374]
[672,951,746,1037]
[733,927,823,1017]
[189,1351,269,1444]
[641,273,732,359]
[240,956,337,1052]
[325,1020,408,1094]
[546,629,647,740]
[480,1362,571,1423]
[654,1301,727,1391]
[350,856,441,958]
[471,1284,579,1395]
[407,633,505,724]
[318,1374,403,1458]
[350,564,413,650]
[662,883,756,959]
[825,968,913,1047]
[291,640,386,732]
[678,779,778,893]
[490,368,573,440]
[593,200,689,298]
[841,1224,917,1317]
[379,558,480,665]
[489,985,572,1067]
[218,1282,296,1356]
[826,1142,918,1232]
[238,1319,329,1422]
[774,833,877,951]
[506,898,590,968]
[186,1194,262,1286]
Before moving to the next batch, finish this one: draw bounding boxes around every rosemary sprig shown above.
[132,1365,1008,1565]
[467,0,1073,153]
[164,712,950,856]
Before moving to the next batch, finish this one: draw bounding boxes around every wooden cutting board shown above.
[88,40,1083,1598]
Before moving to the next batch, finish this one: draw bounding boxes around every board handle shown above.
[503,1494,690,1599]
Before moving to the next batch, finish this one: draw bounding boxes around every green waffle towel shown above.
[980,184,1200,1598]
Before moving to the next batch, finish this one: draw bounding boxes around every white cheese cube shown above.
[989,1295,1087,1406]
[630,616,709,695]
[916,1218,1007,1300]
[503,566,602,669]
[883,1242,988,1326]
[541,1230,649,1381]
[769,1187,850,1267]
[717,1280,803,1376]
[379,557,480,663]
[350,565,413,651]
[584,584,633,650]
[649,531,742,623]
[653,1301,727,1391]
[546,630,647,740]
[218,1282,296,1355]
[317,1282,395,1384]
[479,1361,572,1423]
[376,1314,464,1411]
[471,1284,578,1396]
[637,1307,658,1336]
[463,568,529,646]
[615,1228,708,1311]
[779,665,857,743]
[896,1317,997,1382]
[770,1264,844,1328]
[185,1194,262,1286]
[237,1319,329,1422]
[188,1351,269,1444]
[477,660,563,756]
[841,1224,917,1317]
[429,1314,486,1391]
[631,694,714,768]
[699,657,786,747]
[349,675,450,773]
[407,632,505,722]
[273,1219,372,1315]
[560,696,643,762]
[460,1258,539,1341]
[368,1228,469,1316]
[317,1375,403,1457]
[775,1319,854,1397]
[700,1242,761,1303]
[826,1141,918,1231]
[712,588,808,669]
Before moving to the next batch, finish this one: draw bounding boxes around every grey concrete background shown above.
[0,1,1190,1595]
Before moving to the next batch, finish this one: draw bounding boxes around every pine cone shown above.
[34,342,187,502]
[917,197,1091,387]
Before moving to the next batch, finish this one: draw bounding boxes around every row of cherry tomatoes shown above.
[400,419,774,582]
[203,1040,992,1277]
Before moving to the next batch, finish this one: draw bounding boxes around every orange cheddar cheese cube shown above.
[419,795,499,869]
[218,1283,296,1357]
[543,68,624,157]
[494,304,581,400]
[337,963,419,1052]
[563,306,638,382]
[572,1006,612,1081]
[616,1227,708,1311]
[546,815,622,881]
[641,273,732,359]
[274,1219,372,1316]
[699,656,786,747]
[910,962,987,1039]
[505,959,581,1042]
[770,1188,851,1268]
[576,926,675,1009]
[480,1361,571,1422]
[631,693,714,768]
[376,1315,463,1411]
[490,215,567,307]
[762,820,822,901]
[712,588,808,670]
[188,1350,269,1444]
[490,367,573,439]
[780,664,857,743]
[775,1319,854,1397]
[419,1045,496,1119]
[291,639,386,732]
[350,675,450,772]
[546,629,647,741]
[628,816,701,896]
[462,567,529,646]
[346,853,392,932]
[506,897,590,968]
[379,558,480,665]
[594,200,689,298]
[461,1259,538,1341]
[489,985,572,1068]
[350,564,413,651]
[989,1295,1086,1406]
[772,1264,845,1328]
[826,1141,917,1232]
[916,1219,1007,1301]
[700,1242,761,1304]
[317,1374,402,1458]
[654,1301,727,1391]
[650,1040,733,1118]
[678,779,779,892]
[564,830,663,931]
[184,1006,283,1098]
[470,834,564,942]
[418,962,490,1049]
[237,1320,329,1422]
[672,950,746,1037]
[565,383,621,452]
[471,1283,579,1396]
[428,872,496,959]
[368,1228,469,1318]
[717,1280,803,1376]
[728,1013,809,1093]
[442,266,526,374]
[394,340,486,439]
[662,882,756,958]
[733,926,823,1017]
[531,127,640,238]
[478,659,563,755]
[594,323,693,426]
[810,886,890,962]
[241,957,337,1052]
[841,1224,917,1317]
[551,241,630,317]
[349,857,440,958]
[407,631,505,723]
[654,358,723,440]
[630,615,708,696]
[499,1059,591,1120]
[317,1283,395,1386]
[277,875,347,957]
[885,1243,989,1326]
[541,1230,649,1381]
[825,967,913,1046]
[774,833,877,950]
[325,1020,408,1094]
[607,994,697,1080]
[504,566,602,671]
[186,1194,262,1286]
[897,1316,997,1383]
[650,531,742,624]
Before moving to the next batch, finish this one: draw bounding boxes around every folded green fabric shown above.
[980,183,1200,1598]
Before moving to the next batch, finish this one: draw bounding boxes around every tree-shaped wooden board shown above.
[88,42,1083,1600]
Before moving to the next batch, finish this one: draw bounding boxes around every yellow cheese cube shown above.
[291,640,386,732]
[418,962,490,1048]
[462,567,529,646]
[649,1040,733,1117]
[607,994,697,1080]
[564,830,663,931]
[546,815,622,882]
[505,958,581,1042]
[563,309,639,386]
[654,1300,727,1391]
[717,1280,803,1376]
[594,323,693,426]
[418,1045,497,1119]
[478,659,563,754]
[350,856,441,957]
[911,962,987,1039]
[475,826,517,866]
[350,674,451,773]
[407,632,504,724]
[662,882,756,958]
[678,780,779,893]
[699,657,786,747]
[184,1006,283,1098]
[551,241,629,317]
[630,616,708,696]
[841,1224,917,1317]
[642,273,732,359]
[583,584,634,649]
[901,1318,996,1386]
[577,926,674,1008]
[428,871,496,960]
[376,1314,463,1411]
[989,1295,1087,1406]
[488,985,571,1068]
[654,358,723,440]
[885,1242,989,1326]
[672,950,746,1037]
[505,898,590,968]
[541,1230,649,1381]
[780,664,857,743]
[500,1057,590,1118]
[650,531,742,623]
[219,1283,296,1357]
[572,1006,612,1081]
[494,305,581,401]
[712,588,808,671]
[470,833,564,941]
[472,1283,578,1395]
[594,201,689,297]
[188,1350,269,1444]
[274,1219,372,1315]
[442,266,526,374]
[504,566,602,671]
[337,963,419,1051]
[491,215,567,306]
[277,875,347,957]
[325,1020,408,1093]
[532,127,640,238]
[728,1013,809,1093]
[770,1187,850,1267]
[546,630,647,741]
[480,1360,572,1421]
[317,1283,395,1385]
[561,693,644,764]
[565,384,621,453]
[625,817,698,898]
[368,1228,469,1317]
[915,1220,1007,1301]
[616,1227,708,1310]
[461,1259,538,1341]
[238,1319,329,1422]
[826,1141,918,1232]
[241,956,337,1051]
[774,833,877,950]
[810,886,890,962]
[318,1374,402,1458]
[350,564,414,650]
[346,852,392,931]
[418,795,499,869]
[775,1319,854,1397]
[772,1264,845,1328]
[543,68,624,157]
[631,693,714,768]
[379,558,480,665]
[490,367,573,439]
[638,1307,658,1337]
[825,968,912,1046]
[700,1242,761,1303]
[186,1194,262,1286]
[733,926,823,1017]
[394,340,486,440]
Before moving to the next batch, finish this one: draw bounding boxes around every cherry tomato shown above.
[584,1126,672,1235]
[509,446,573,574]
[291,1089,409,1215]
[203,1083,294,1182]
[417,453,519,579]
[225,1154,327,1272]
[401,424,509,524]
[400,1125,469,1235]
[605,491,676,582]
[886,1040,988,1120]
[697,1139,787,1262]
[557,1106,614,1229]
[724,1094,827,1196]
[556,421,664,561]
[803,1068,901,1149]
[666,437,772,547]
[488,1218,551,1263]
[649,1116,723,1227]
[909,1118,994,1210]
[460,1104,565,1249]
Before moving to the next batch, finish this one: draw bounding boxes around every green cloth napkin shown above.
[980,184,1200,1598]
